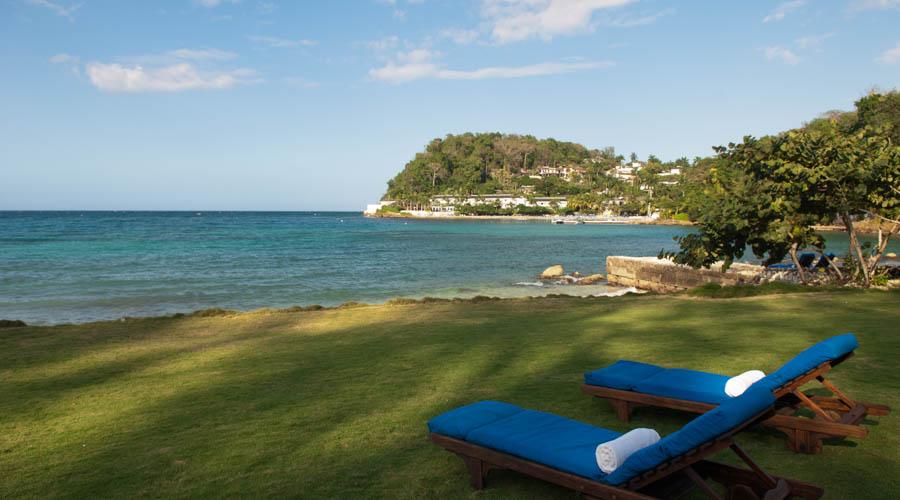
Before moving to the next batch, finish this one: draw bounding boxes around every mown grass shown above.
[686,282,851,298]
[1,292,898,499]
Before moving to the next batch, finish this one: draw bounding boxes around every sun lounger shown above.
[428,386,823,499]
[769,252,818,270]
[814,253,836,269]
[582,334,890,454]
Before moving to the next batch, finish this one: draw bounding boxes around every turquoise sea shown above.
[1,212,894,325]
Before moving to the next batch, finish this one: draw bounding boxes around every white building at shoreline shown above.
[429,194,567,213]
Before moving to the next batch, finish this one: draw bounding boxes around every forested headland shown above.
[382,132,700,217]
[380,90,899,287]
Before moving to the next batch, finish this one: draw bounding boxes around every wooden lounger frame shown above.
[581,353,890,454]
[430,408,824,499]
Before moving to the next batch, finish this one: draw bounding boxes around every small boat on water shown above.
[551,218,585,225]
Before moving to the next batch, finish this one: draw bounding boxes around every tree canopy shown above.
[383,133,596,202]
[666,90,900,286]
[382,132,700,216]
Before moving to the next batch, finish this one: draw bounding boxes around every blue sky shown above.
[1,0,898,210]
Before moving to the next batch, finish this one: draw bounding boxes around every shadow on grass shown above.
[0,292,898,498]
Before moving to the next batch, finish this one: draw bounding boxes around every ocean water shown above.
[0,212,893,325]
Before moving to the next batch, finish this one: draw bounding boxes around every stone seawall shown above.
[606,256,764,292]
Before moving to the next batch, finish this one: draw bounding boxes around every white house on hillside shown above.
[536,165,585,182]
[658,167,681,186]
[612,161,642,182]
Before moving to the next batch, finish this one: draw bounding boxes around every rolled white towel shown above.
[724,370,766,397]
[595,428,660,474]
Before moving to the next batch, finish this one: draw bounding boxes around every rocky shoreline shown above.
[538,264,605,286]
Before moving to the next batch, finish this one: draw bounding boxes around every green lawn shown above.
[1,292,898,498]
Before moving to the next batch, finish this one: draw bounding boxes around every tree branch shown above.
[862,210,900,227]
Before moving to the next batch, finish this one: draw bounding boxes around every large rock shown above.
[578,274,605,285]
[540,265,565,279]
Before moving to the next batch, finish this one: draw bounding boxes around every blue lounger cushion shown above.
[583,334,859,402]
[605,384,775,485]
[467,409,621,481]
[428,385,775,487]
[584,360,665,390]
[427,401,523,440]
[584,362,731,405]
[632,369,731,405]
[760,333,858,391]
[429,401,616,480]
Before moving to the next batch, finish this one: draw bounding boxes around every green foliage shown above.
[382,90,899,231]
[567,193,606,213]
[376,204,402,214]
[385,297,421,305]
[514,204,553,216]
[454,202,554,216]
[673,213,690,222]
[855,90,900,144]
[455,203,513,216]
[871,272,891,287]
[384,133,594,202]
[277,304,324,312]
[668,91,900,286]
[188,307,236,317]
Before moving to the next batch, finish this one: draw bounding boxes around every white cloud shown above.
[850,0,900,10]
[49,53,79,64]
[367,35,401,52]
[763,46,800,65]
[601,7,674,27]
[26,0,82,20]
[368,48,611,83]
[119,48,239,66]
[377,0,409,20]
[195,0,240,7]
[438,61,610,79]
[168,48,238,60]
[763,0,806,23]
[86,62,260,92]
[248,36,318,48]
[876,43,900,64]
[795,33,833,50]
[284,77,321,88]
[439,28,479,45]
[482,0,636,43]
[49,53,81,76]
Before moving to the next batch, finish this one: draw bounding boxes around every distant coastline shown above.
[365,211,696,226]
[364,211,871,234]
